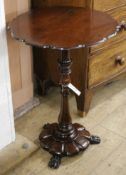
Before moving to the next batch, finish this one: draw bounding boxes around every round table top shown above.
[10,6,118,50]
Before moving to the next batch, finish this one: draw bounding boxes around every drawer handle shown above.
[115,56,125,65]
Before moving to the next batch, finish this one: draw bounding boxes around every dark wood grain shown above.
[30,3,126,116]
[31,0,93,8]
[31,0,94,113]
[10,6,120,168]
[39,50,91,159]
[10,7,118,49]
[39,49,100,169]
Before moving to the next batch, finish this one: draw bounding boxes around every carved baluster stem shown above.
[58,50,74,135]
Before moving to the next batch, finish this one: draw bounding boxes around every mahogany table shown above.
[10,6,122,169]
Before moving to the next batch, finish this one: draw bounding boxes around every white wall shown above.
[0,0,15,150]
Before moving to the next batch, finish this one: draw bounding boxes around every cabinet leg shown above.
[75,90,93,116]
[36,76,54,95]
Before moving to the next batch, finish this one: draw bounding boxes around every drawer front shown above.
[94,0,126,11]
[91,5,126,53]
[89,40,126,88]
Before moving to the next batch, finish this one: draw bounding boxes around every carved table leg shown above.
[39,50,101,169]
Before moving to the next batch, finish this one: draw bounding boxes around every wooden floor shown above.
[1,78,126,175]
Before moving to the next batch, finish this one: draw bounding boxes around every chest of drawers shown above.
[32,0,126,116]
[89,40,126,87]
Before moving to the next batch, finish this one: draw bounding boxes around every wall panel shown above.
[4,0,33,112]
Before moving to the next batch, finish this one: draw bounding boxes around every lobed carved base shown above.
[39,123,100,168]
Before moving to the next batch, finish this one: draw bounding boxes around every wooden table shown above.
[10,6,121,169]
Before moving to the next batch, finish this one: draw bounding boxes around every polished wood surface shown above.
[91,5,126,53]
[31,1,94,114]
[89,39,126,88]
[39,50,100,169]
[10,6,117,168]
[32,1,126,116]
[33,47,93,113]
[10,7,118,49]
[31,0,93,9]
[39,50,91,164]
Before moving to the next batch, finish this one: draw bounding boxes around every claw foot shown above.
[48,155,61,169]
[89,135,101,144]
[43,123,50,129]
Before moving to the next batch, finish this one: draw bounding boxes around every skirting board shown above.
[14,97,40,119]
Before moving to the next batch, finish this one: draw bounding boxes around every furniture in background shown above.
[31,0,126,116]
[10,6,125,168]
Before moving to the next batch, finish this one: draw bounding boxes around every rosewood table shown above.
[10,6,122,169]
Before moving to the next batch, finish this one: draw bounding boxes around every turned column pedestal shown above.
[39,50,100,168]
